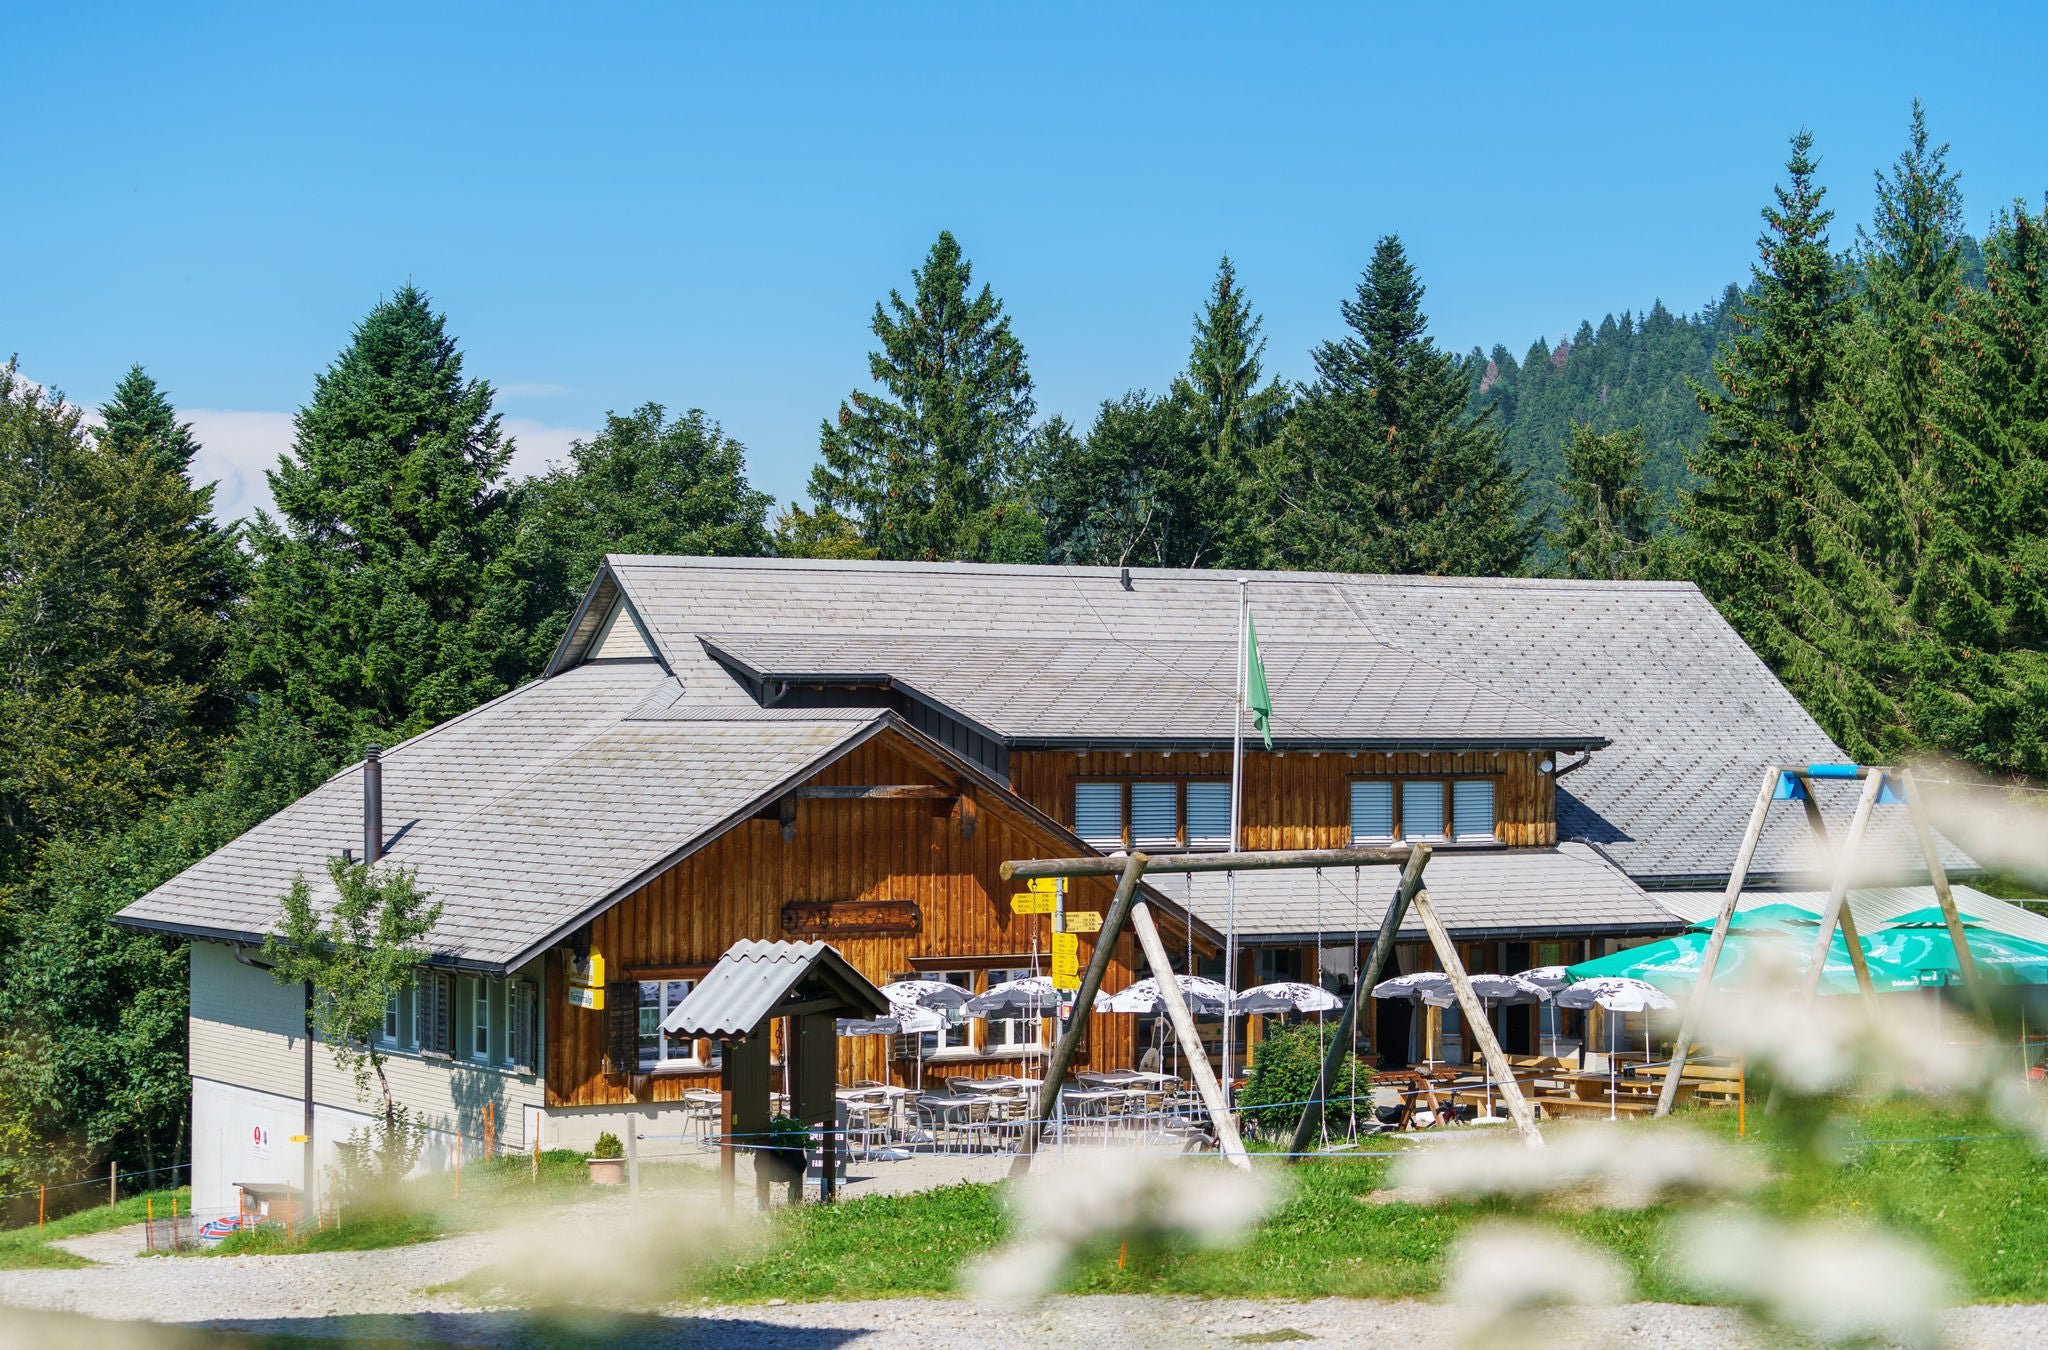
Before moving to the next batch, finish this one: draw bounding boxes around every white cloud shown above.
[185,409,296,523]
[180,410,592,524]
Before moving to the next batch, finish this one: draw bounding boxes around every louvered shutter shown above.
[1185,782,1231,849]
[433,971,456,1055]
[1129,782,1179,849]
[1350,781,1394,842]
[1402,780,1446,839]
[1451,780,1496,841]
[603,981,638,1074]
[1073,782,1124,849]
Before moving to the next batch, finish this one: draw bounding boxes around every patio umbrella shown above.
[1863,907,2048,986]
[1429,975,1549,1116]
[1556,977,1676,1119]
[1232,981,1342,1015]
[1105,975,1234,1017]
[1515,966,1571,1056]
[1566,907,1922,996]
[964,976,1110,1018]
[880,979,973,1011]
[1371,972,1455,1070]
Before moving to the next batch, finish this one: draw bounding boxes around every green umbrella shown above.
[1863,907,2048,986]
[1568,904,1921,995]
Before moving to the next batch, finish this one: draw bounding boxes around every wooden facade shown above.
[1008,749,1557,849]
[546,732,1178,1108]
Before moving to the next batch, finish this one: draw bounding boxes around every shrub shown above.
[329,1104,428,1202]
[591,1131,624,1160]
[1238,1021,1373,1138]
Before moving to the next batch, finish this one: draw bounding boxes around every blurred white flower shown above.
[1695,979,1994,1100]
[1444,1221,1627,1348]
[964,1151,1279,1305]
[1392,1122,1761,1208]
[1672,1211,1955,1348]
[470,1196,755,1308]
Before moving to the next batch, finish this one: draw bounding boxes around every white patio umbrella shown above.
[1371,973,1455,1070]
[1232,981,1342,1015]
[964,976,1110,1018]
[1105,975,1234,1017]
[1434,975,1549,1117]
[876,981,970,1090]
[1515,966,1572,1056]
[1554,977,1676,1118]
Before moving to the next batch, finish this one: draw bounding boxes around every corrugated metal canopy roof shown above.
[664,939,888,1038]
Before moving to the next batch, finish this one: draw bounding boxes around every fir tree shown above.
[809,232,1040,561]
[1548,422,1666,580]
[1271,235,1533,575]
[507,404,772,674]
[96,365,202,475]
[237,286,516,750]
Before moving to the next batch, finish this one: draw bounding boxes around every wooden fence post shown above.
[109,1159,117,1208]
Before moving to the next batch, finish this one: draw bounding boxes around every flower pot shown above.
[587,1156,626,1186]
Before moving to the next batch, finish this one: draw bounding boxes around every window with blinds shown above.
[1129,782,1179,849]
[1452,779,1496,841]
[1073,782,1124,849]
[1350,780,1395,842]
[1185,781,1232,849]
[1401,779,1447,839]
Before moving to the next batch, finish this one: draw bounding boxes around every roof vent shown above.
[363,744,384,865]
[1119,567,1132,591]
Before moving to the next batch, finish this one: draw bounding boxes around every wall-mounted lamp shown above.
[1539,758,1556,774]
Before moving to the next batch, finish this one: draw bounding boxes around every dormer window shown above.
[1351,778,1497,844]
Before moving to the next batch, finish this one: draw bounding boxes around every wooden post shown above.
[38,1184,44,1231]
[1010,852,1149,1177]
[171,1196,179,1252]
[532,1129,540,1183]
[1128,901,1249,1170]
[1291,847,1431,1160]
[147,1197,154,1251]
[454,1131,462,1200]
[1795,777,1877,995]
[1799,770,1887,1001]
[1407,888,1543,1144]
[1897,769,1991,1021]
[109,1158,117,1208]
[625,1116,639,1201]
[1658,768,1780,1116]
[719,1051,737,1214]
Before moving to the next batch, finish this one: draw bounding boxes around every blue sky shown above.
[5,2,2042,520]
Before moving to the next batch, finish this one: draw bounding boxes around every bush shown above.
[330,1105,428,1202]
[1238,1021,1373,1138]
[591,1131,623,1160]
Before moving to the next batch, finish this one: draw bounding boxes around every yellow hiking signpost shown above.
[1010,893,1056,915]
[1050,932,1080,988]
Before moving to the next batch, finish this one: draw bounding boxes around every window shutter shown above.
[1452,780,1496,841]
[1185,782,1231,849]
[1350,781,1394,842]
[603,982,638,1074]
[1129,782,1178,849]
[509,982,538,1074]
[434,971,456,1055]
[1402,780,1447,839]
[1073,782,1124,849]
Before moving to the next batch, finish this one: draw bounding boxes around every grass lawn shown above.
[0,1186,192,1269]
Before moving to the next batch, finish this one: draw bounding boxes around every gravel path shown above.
[4,1221,2047,1347]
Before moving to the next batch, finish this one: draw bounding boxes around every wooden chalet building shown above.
[120,556,2007,1213]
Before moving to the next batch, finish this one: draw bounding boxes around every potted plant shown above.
[587,1131,626,1185]
[759,1114,810,1196]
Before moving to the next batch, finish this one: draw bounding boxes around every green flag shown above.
[1245,610,1273,749]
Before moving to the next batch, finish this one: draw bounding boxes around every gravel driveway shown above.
[4,1221,2046,1348]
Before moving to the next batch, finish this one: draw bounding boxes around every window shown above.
[1452,780,1496,840]
[984,966,1046,1052]
[1351,778,1498,843]
[906,970,974,1054]
[1402,780,1446,840]
[381,993,401,1045]
[1350,781,1394,842]
[637,979,714,1069]
[471,978,492,1061]
[1185,781,1231,848]
[1074,782,1123,849]
[1071,779,1231,852]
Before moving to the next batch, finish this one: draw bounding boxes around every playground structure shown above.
[998,843,1546,1173]
[1656,763,1989,1116]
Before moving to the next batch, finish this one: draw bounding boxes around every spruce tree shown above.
[97,365,202,475]
[1548,422,1666,580]
[508,404,772,674]
[237,286,516,750]
[0,362,234,882]
[1684,130,1895,758]
[810,232,1041,561]
[1271,235,1533,575]
[1167,257,1290,567]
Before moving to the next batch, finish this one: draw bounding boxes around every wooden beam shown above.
[1798,769,1886,1002]
[795,785,957,800]
[953,788,979,841]
[1796,786,1878,995]
[1004,845,1416,880]
[1130,901,1249,1170]
[1408,886,1543,1145]
[1897,768,1991,1020]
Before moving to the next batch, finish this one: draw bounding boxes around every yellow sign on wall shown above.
[1010,893,1056,915]
[567,984,605,1011]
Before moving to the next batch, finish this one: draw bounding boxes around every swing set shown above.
[1655,763,1988,1116]
[998,842,1547,1175]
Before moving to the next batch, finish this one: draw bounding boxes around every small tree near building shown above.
[264,856,441,1186]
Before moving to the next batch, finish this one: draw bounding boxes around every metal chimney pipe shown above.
[363,744,384,865]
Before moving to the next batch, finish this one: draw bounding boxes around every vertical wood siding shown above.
[547,737,1143,1108]
[1008,749,1557,847]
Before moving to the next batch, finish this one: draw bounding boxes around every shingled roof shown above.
[561,556,1968,888]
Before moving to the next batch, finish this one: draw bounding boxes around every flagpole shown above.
[1224,578,1247,1100]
